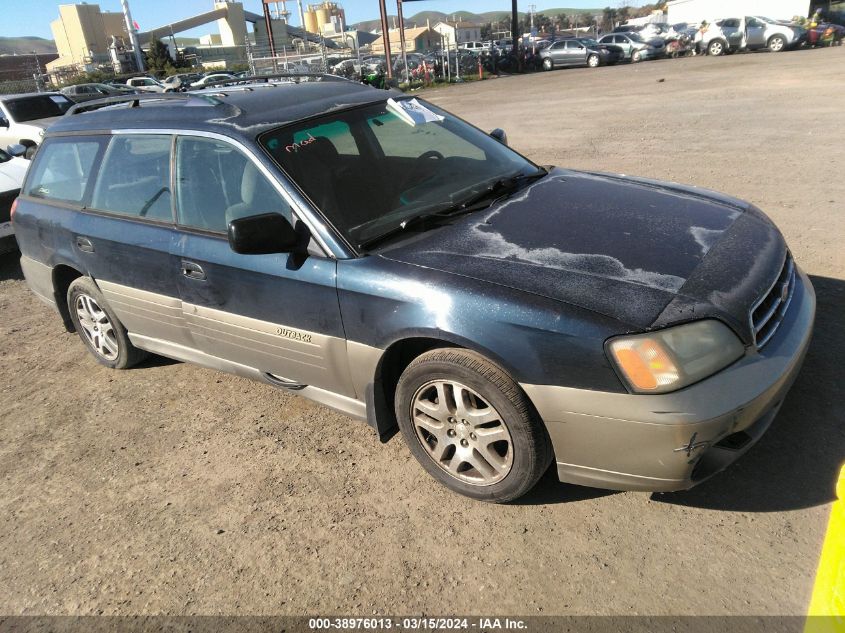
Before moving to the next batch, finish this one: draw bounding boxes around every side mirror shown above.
[490,128,508,146]
[7,144,26,157]
[0,117,8,128]
[228,213,299,255]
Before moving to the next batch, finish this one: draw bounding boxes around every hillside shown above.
[0,36,57,55]
[352,6,602,31]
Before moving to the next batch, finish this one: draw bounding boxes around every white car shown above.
[0,92,74,159]
[459,41,488,51]
[125,77,168,93]
[189,73,236,88]
[0,145,28,250]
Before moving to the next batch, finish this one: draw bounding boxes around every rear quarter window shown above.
[25,137,103,204]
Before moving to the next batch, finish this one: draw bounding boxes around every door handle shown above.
[75,236,94,253]
[180,261,206,281]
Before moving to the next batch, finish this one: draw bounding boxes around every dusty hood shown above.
[380,168,785,340]
[18,116,62,131]
[0,157,28,189]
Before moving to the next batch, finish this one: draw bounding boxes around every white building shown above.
[667,0,811,24]
[432,21,482,46]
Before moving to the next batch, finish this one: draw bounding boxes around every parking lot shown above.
[0,47,843,616]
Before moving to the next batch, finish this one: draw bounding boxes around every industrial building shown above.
[303,2,347,35]
[47,3,134,74]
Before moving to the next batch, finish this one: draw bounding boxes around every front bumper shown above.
[522,267,816,492]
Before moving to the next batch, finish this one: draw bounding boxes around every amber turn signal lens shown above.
[610,339,678,391]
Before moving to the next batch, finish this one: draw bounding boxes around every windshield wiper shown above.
[357,168,548,252]
[436,168,548,215]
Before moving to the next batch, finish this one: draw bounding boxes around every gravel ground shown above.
[0,47,843,617]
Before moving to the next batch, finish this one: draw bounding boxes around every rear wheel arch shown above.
[52,264,84,332]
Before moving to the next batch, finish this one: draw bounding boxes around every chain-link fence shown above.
[0,77,43,95]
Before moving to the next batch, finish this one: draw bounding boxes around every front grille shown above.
[750,253,795,349]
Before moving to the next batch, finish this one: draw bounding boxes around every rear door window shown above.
[25,137,103,204]
[90,135,173,221]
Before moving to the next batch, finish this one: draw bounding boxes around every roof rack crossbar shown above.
[190,72,350,91]
[67,92,222,115]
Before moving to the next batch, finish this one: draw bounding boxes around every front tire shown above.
[542,57,553,71]
[587,54,600,68]
[631,50,642,62]
[24,145,37,160]
[395,348,552,503]
[67,277,147,369]
[768,34,787,52]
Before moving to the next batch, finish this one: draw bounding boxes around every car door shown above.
[615,35,633,57]
[171,133,354,396]
[566,40,587,65]
[744,17,766,48]
[547,41,566,64]
[27,133,191,346]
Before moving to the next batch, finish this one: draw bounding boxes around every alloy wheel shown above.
[75,293,119,361]
[770,36,785,52]
[410,379,513,486]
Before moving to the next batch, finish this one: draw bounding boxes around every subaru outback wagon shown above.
[12,78,814,502]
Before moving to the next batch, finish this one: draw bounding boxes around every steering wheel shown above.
[417,150,445,161]
[396,150,446,201]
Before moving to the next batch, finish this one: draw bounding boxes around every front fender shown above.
[337,256,631,394]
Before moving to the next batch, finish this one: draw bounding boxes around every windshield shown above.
[627,32,646,42]
[578,38,600,47]
[4,95,73,122]
[259,99,537,248]
[754,16,776,23]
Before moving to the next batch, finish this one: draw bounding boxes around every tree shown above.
[145,38,173,73]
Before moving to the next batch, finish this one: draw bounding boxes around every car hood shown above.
[379,168,786,342]
[18,116,62,131]
[0,157,28,188]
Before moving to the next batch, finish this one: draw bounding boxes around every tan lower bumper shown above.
[522,268,816,492]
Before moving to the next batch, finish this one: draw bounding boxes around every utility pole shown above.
[396,0,410,85]
[510,0,518,61]
[378,0,393,79]
[120,0,145,73]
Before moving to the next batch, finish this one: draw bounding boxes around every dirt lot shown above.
[1,48,843,617]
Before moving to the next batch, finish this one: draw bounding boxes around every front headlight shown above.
[607,320,745,394]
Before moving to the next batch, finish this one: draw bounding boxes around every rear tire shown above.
[67,277,147,370]
[708,39,726,56]
[395,348,553,503]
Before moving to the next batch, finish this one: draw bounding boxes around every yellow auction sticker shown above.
[806,465,845,633]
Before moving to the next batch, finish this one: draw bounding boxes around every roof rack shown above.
[191,72,352,91]
[67,92,224,115]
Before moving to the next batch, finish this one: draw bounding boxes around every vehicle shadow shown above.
[653,274,844,512]
[0,248,23,281]
[513,466,618,506]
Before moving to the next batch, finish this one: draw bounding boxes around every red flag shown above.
[133,20,140,29]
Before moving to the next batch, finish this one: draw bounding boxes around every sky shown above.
[0,0,642,40]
